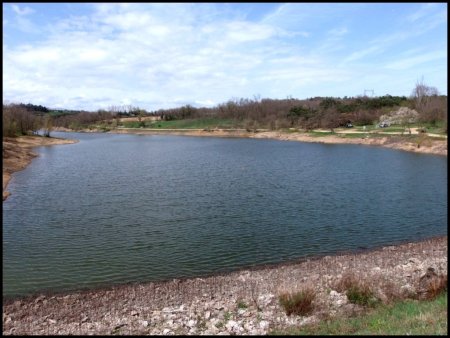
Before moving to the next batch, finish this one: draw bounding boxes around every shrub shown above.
[426,274,447,300]
[335,272,378,307]
[334,272,359,293]
[382,280,407,302]
[346,284,378,307]
[279,287,316,316]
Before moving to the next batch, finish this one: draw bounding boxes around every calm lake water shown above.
[3,132,447,298]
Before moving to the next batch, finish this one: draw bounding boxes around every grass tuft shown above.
[334,273,360,293]
[237,300,248,309]
[346,284,378,307]
[334,273,378,307]
[270,291,447,335]
[279,287,316,316]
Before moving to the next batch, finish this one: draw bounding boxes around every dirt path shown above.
[2,136,78,201]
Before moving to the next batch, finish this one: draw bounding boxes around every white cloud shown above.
[8,4,38,33]
[11,4,35,16]
[328,27,348,37]
[344,46,383,63]
[406,3,440,23]
[223,21,280,43]
[385,50,447,70]
[3,3,447,109]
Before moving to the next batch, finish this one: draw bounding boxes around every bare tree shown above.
[43,114,53,137]
[411,77,440,122]
[137,109,146,127]
[2,104,39,136]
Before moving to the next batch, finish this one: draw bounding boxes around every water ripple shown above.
[2,132,447,297]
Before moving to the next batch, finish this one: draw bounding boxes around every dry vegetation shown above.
[279,287,316,316]
[4,80,446,134]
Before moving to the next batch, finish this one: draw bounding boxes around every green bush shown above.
[335,272,379,307]
[346,284,378,307]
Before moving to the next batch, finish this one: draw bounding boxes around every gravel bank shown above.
[3,236,447,335]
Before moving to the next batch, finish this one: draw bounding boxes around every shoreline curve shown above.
[2,136,78,201]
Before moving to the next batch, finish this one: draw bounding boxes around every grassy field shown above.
[306,131,335,137]
[337,133,387,139]
[270,291,447,335]
[115,117,447,137]
[121,118,238,129]
[418,121,447,134]
[352,122,447,135]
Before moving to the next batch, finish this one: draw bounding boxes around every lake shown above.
[3,132,447,298]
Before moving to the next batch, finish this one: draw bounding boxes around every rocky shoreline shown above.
[3,236,447,335]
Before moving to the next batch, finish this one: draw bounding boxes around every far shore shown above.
[3,128,447,201]
[108,127,448,156]
[53,126,448,156]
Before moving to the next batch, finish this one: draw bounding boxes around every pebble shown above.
[225,320,237,331]
[259,320,269,330]
[2,238,446,335]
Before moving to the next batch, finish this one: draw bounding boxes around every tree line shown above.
[150,80,446,131]
[3,80,447,136]
[3,104,51,137]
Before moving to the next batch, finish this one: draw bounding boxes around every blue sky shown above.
[3,3,447,111]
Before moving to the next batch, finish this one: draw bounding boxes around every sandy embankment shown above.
[2,236,447,335]
[251,131,448,156]
[111,128,448,156]
[2,136,78,201]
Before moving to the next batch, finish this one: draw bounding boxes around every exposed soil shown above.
[252,131,448,156]
[111,128,448,156]
[2,236,447,335]
[2,136,78,201]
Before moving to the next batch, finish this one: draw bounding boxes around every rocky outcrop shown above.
[379,107,419,125]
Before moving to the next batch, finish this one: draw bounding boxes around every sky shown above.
[2,2,448,111]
